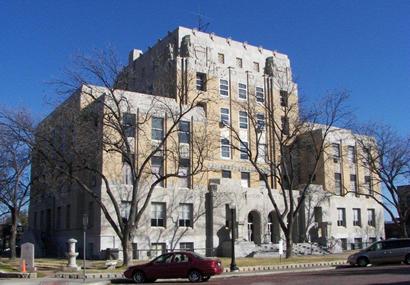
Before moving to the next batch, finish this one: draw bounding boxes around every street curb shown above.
[0,272,37,279]
[54,260,347,279]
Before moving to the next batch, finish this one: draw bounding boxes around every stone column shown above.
[65,238,79,271]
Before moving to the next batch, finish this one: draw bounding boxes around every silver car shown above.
[348,239,410,267]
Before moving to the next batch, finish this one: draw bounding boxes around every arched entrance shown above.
[247,211,262,245]
[268,211,280,243]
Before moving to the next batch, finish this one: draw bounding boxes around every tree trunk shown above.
[121,231,133,267]
[401,221,408,238]
[285,234,293,258]
[10,208,18,260]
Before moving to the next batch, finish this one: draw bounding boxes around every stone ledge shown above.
[0,272,37,278]
[222,260,347,273]
[55,272,124,279]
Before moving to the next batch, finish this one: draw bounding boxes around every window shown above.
[280,90,288,107]
[121,201,131,221]
[88,202,94,228]
[332,143,341,162]
[123,113,136,138]
[151,243,166,257]
[196,72,206,91]
[365,176,373,196]
[238,83,247,100]
[257,113,265,130]
[350,174,357,195]
[219,79,229,97]
[122,161,132,185]
[258,143,267,162]
[354,238,363,249]
[173,253,189,263]
[236,57,243,68]
[281,116,289,135]
[220,108,230,125]
[348,146,356,163]
[253,62,260,72]
[367,209,375,227]
[180,242,194,252]
[240,141,249,160]
[337,208,346,227]
[222,170,231,178]
[151,202,166,227]
[152,156,164,186]
[66,204,71,229]
[220,138,231,158]
[179,121,190,144]
[256,87,264,103]
[218,53,225,64]
[179,203,193,227]
[241,172,250,188]
[56,207,61,230]
[353,208,361,226]
[340,238,347,250]
[152,117,164,141]
[335,173,342,195]
[132,243,139,260]
[178,159,190,188]
[239,111,248,129]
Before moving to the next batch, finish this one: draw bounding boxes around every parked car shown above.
[347,238,410,267]
[124,251,223,283]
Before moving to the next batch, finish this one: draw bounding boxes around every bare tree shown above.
[0,108,34,259]
[355,124,410,237]
[34,49,216,265]
[222,61,351,257]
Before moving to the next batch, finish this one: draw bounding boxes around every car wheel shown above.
[404,254,410,265]
[133,271,146,283]
[188,270,202,282]
[202,275,211,282]
[357,257,369,267]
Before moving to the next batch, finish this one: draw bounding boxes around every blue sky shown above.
[0,0,409,133]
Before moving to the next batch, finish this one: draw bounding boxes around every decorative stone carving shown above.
[167,43,175,60]
[180,35,193,58]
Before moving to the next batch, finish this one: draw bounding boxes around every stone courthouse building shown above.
[27,27,384,258]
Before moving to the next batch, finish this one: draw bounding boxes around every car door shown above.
[145,253,174,280]
[170,253,190,278]
[366,241,384,264]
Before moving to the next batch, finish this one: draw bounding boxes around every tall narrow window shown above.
[364,176,373,196]
[178,158,190,188]
[239,111,248,129]
[256,113,265,130]
[123,113,136,137]
[220,108,230,125]
[367,209,375,227]
[151,156,164,187]
[280,90,288,107]
[196,72,206,91]
[122,160,132,185]
[238,83,247,100]
[220,138,231,158]
[258,144,267,162]
[236,57,243,68]
[281,116,289,135]
[253,62,260,72]
[218,53,225,64]
[179,121,190,144]
[240,141,249,160]
[219,79,229,97]
[179,203,193,227]
[151,202,166,227]
[348,146,356,163]
[353,208,361,226]
[335,173,342,195]
[241,172,250,188]
[121,201,131,221]
[66,204,71,229]
[350,174,357,195]
[332,143,341,162]
[152,117,164,141]
[256,87,264,103]
[337,208,346,227]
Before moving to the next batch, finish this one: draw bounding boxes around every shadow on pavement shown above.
[110,278,191,284]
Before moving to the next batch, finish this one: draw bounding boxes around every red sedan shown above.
[124,251,223,283]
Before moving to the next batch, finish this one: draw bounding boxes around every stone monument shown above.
[65,238,80,271]
[20,242,35,272]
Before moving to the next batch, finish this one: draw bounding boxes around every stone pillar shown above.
[65,238,79,271]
